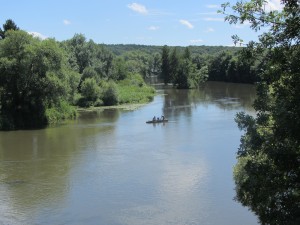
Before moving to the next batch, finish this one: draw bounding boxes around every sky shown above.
[0,0,283,46]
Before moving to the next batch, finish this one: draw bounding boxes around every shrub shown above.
[81,78,101,102]
[102,81,119,106]
[117,74,155,104]
[46,100,77,124]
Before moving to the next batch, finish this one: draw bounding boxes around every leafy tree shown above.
[226,57,238,82]
[161,45,171,84]
[194,65,208,86]
[220,1,300,224]
[169,47,180,84]
[65,69,81,104]
[65,33,92,73]
[80,66,99,88]
[112,57,128,80]
[0,30,75,129]
[101,81,119,106]
[0,19,19,39]
[183,47,191,60]
[122,50,151,78]
[175,48,192,88]
[150,53,162,76]
[208,51,233,81]
[176,59,190,89]
[176,47,208,89]
[79,78,101,106]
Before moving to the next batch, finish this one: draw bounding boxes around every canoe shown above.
[146,119,168,124]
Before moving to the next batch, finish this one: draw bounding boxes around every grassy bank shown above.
[118,81,155,104]
[77,74,156,112]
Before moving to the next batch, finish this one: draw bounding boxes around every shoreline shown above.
[76,103,148,112]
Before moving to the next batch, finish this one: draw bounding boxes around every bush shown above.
[81,78,101,102]
[102,81,119,106]
[45,100,77,124]
[117,74,155,104]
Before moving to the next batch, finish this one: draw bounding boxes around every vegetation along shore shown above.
[0,19,259,130]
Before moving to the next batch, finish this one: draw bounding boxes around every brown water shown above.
[0,82,258,225]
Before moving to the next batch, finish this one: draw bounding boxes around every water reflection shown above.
[202,82,256,111]
[0,112,117,225]
[163,82,255,119]
[0,82,258,225]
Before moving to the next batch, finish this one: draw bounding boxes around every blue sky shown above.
[0,0,282,46]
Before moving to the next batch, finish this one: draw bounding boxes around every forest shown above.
[0,19,261,130]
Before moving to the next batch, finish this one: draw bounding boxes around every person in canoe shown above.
[152,116,157,121]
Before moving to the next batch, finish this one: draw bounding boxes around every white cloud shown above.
[265,0,284,11]
[179,20,194,29]
[148,26,159,31]
[28,31,47,40]
[205,27,214,32]
[204,17,224,22]
[206,4,219,8]
[63,19,71,25]
[127,3,148,15]
[190,39,203,44]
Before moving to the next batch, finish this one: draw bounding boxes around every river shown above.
[0,82,258,225]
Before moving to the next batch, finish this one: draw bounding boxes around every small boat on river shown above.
[146,119,168,124]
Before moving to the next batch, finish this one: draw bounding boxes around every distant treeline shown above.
[0,19,260,130]
[105,44,241,56]
[105,44,261,84]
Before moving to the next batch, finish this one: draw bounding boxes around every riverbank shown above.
[77,103,148,112]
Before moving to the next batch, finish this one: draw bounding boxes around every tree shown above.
[183,47,191,60]
[0,19,19,39]
[220,1,300,224]
[161,45,171,84]
[176,59,190,89]
[169,47,180,84]
[208,51,233,81]
[175,47,192,89]
[112,57,128,80]
[101,81,119,106]
[67,33,91,73]
[151,53,162,76]
[81,78,100,101]
[0,30,75,129]
[194,65,208,87]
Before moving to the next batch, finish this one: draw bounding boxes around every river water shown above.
[0,82,258,225]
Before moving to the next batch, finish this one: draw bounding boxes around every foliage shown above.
[221,1,300,224]
[192,65,209,88]
[0,30,75,130]
[0,19,19,39]
[112,57,128,80]
[0,18,265,130]
[101,81,119,106]
[161,45,171,84]
[118,73,155,104]
[160,46,208,88]
[207,50,259,83]
[61,34,115,79]
[45,100,77,124]
[78,78,102,107]
[105,44,241,56]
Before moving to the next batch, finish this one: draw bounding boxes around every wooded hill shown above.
[105,44,241,56]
